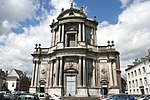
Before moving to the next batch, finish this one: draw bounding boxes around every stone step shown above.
[61,97,100,100]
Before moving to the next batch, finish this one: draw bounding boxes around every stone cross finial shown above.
[61,8,64,12]
[52,19,55,23]
[107,40,110,46]
[93,16,96,21]
[70,3,73,9]
[35,44,38,49]
[111,41,114,46]
[38,44,41,48]
[81,6,83,11]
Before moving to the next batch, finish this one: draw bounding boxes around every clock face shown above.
[41,69,46,74]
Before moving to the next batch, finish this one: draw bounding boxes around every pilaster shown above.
[92,60,96,87]
[54,58,59,86]
[82,23,85,41]
[46,61,51,87]
[59,57,63,86]
[83,57,86,86]
[61,24,64,43]
[78,23,81,42]
[31,60,36,87]
[50,61,54,87]
[78,56,82,86]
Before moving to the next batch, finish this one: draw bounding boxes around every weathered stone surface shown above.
[29,4,121,97]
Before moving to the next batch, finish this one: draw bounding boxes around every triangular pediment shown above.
[7,69,23,79]
[69,27,75,31]
[57,8,87,20]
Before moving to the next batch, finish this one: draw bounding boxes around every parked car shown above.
[49,94,61,100]
[17,93,39,100]
[137,94,150,100]
[130,94,142,100]
[0,93,5,100]
[3,93,15,100]
[143,96,150,100]
[103,94,134,100]
[36,93,49,100]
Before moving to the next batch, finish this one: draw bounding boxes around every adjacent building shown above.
[0,69,6,91]
[6,69,31,92]
[30,4,122,97]
[126,50,150,94]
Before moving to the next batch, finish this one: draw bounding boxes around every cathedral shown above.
[29,4,122,97]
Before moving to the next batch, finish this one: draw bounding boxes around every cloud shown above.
[0,0,73,75]
[97,0,150,69]
[119,0,132,8]
[0,0,35,34]
[0,0,149,76]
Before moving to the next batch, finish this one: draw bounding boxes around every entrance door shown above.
[140,89,144,95]
[40,85,45,93]
[66,76,76,96]
[101,87,108,95]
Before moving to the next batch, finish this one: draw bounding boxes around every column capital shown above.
[56,57,60,60]
[38,60,41,64]
[78,56,82,59]
[48,60,52,64]
[82,56,86,60]
[59,56,63,60]
[32,60,36,64]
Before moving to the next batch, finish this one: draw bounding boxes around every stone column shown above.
[54,58,59,86]
[78,56,82,86]
[61,24,64,43]
[109,61,114,87]
[34,61,40,86]
[51,31,54,46]
[46,62,50,87]
[46,61,51,87]
[83,57,86,86]
[52,31,55,46]
[92,60,96,86]
[49,61,53,87]
[31,61,36,87]
[93,28,97,45]
[58,25,61,42]
[91,28,93,44]
[82,23,85,41]
[112,62,117,87]
[59,57,63,86]
[78,23,81,42]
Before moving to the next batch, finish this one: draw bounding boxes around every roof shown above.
[7,68,24,79]
[57,4,87,20]
[125,55,150,71]
[14,69,24,76]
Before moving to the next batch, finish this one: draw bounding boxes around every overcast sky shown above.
[0,0,150,75]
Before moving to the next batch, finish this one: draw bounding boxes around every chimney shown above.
[6,70,8,76]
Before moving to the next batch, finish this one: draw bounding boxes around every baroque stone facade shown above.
[29,5,121,97]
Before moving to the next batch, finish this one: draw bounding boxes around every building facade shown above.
[29,5,121,97]
[0,69,6,91]
[6,69,31,92]
[126,50,150,94]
